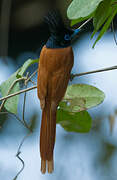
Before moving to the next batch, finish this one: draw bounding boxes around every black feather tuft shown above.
[44,9,75,48]
[44,9,65,35]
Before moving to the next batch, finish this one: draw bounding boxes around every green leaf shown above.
[67,0,103,20]
[57,109,92,133]
[92,6,117,48]
[91,0,112,38]
[0,58,39,114]
[59,84,105,113]
[17,58,39,78]
[0,71,20,114]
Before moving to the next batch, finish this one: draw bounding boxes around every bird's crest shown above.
[44,9,66,35]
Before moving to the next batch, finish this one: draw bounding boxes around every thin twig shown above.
[0,111,29,128]
[22,90,27,124]
[0,77,27,112]
[13,132,31,180]
[28,79,36,85]
[13,155,24,180]
[0,85,37,102]
[70,65,117,80]
[112,20,117,45]
[22,82,30,130]
[0,65,117,102]
[25,69,38,85]
[14,95,34,179]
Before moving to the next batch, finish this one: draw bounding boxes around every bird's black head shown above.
[44,9,74,48]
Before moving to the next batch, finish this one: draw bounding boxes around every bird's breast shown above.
[39,45,74,73]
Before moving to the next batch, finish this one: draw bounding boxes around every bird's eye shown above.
[64,34,71,41]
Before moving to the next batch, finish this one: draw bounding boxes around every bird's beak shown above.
[71,28,81,40]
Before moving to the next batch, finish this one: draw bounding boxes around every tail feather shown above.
[40,100,56,173]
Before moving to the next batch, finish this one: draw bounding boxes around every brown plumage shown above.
[37,45,74,173]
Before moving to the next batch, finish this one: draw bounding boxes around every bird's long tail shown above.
[40,100,57,174]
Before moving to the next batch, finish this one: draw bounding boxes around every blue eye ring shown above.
[64,34,71,41]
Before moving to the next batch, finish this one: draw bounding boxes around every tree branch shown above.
[0,65,117,102]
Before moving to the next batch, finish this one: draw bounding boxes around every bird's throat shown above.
[46,35,71,48]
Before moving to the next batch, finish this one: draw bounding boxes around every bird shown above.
[37,9,80,174]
